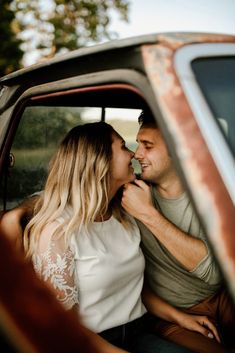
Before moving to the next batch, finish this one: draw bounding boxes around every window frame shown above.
[174,43,235,203]
[0,69,158,209]
[0,68,158,170]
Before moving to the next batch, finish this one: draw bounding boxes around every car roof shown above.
[1,31,235,86]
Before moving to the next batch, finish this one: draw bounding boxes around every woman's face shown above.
[110,132,135,192]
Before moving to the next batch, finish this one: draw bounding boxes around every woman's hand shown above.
[178,312,221,343]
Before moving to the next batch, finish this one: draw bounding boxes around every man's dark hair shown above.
[138,109,157,128]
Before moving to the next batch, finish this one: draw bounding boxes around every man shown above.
[122,110,235,353]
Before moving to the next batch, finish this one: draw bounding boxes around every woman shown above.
[9,122,217,352]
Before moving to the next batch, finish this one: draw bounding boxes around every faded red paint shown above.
[31,83,145,101]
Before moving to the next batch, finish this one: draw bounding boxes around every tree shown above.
[0,0,24,76]
[12,0,130,64]
[13,106,83,149]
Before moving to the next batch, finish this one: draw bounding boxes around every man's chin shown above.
[140,171,151,182]
[140,170,147,179]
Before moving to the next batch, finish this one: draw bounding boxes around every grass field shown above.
[12,147,56,169]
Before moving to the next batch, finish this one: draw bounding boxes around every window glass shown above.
[191,57,235,156]
[4,105,141,209]
[6,106,100,208]
[84,107,141,173]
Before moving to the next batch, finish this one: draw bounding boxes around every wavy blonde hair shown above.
[24,122,130,257]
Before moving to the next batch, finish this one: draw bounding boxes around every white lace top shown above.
[32,213,146,332]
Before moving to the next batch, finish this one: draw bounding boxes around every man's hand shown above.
[176,312,221,343]
[122,180,154,221]
[142,284,221,343]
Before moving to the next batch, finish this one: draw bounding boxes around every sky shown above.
[24,0,235,65]
[110,0,235,38]
[83,0,235,122]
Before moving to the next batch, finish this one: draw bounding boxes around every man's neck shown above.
[155,174,184,199]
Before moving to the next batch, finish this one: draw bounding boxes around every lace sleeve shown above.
[32,224,79,310]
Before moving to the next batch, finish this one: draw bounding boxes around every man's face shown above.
[135,126,173,184]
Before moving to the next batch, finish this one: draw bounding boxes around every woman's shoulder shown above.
[37,220,62,252]
[41,220,60,235]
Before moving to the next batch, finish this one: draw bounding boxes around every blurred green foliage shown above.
[3,106,140,207]
[13,106,82,149]
[5,106,83,204]
[4,0,129,69]
[0,0,24,76]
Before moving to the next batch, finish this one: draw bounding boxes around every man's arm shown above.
[122,180,207,271]
[0,195,39,251]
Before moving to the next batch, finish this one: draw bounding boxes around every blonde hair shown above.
[24,122,130,257]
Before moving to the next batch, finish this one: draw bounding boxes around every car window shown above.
[3,105,140,209]
[191,57,235,157]
[101,107,141,173]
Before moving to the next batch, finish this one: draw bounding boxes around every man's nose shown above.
[134,146,143,160]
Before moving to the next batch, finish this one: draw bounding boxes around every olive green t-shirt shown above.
[138,186,222,309]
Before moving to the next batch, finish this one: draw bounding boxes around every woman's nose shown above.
[129,150,135,158]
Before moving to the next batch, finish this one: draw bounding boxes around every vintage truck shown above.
[0,32,234,352]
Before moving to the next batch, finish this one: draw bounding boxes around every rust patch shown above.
[156,32,235,51]
[141,41,235,298]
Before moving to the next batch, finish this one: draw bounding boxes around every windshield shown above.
[192,57,235,157]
